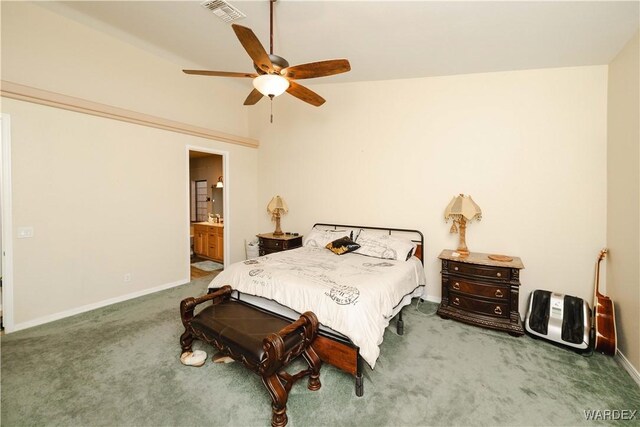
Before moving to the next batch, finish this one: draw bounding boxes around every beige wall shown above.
[607,31,639,372]
[250,66,608,312]
[1,3,259,328]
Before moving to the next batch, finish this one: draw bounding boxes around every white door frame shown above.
[185,145,229,275]
[1,114,14,332]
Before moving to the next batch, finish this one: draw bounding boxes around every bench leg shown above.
[180,328,195,354]
[262,374,289,427]
[303,346,322,391]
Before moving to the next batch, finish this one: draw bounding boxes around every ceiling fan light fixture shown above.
[253,74,289,97]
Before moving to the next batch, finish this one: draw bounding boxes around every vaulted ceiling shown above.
[39,1,639,84]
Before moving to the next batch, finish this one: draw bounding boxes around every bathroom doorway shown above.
[188,148,227,280]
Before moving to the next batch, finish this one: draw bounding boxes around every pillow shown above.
[326,236,361,255]
[354,230,417,261]
[303,229,350,248]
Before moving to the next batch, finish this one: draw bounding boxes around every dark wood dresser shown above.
[436,249,525,336]
[257,233,303,256]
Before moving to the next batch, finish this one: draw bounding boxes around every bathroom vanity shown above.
[193,222,224,262]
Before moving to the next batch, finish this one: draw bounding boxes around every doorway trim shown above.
[1,114,14,332]
[186,145,229,277]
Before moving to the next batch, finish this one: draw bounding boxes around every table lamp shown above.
[267,195,288,236]
[444,194,482,256]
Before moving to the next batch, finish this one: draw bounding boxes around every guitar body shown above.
[592,249,617,356]
[594,296,617,355]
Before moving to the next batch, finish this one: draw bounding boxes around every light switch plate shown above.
[17,227,34,238]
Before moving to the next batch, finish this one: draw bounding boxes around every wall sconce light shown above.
[216,176,224,188]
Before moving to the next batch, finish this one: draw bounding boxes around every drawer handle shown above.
[452,282,460,290]
[454,267,459,271]
[494,306,502,315]
[453,297,460,306]
[495,290,504,298]
[496,272,502,277]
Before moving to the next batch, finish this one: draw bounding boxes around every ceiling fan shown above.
[183,0,351,109]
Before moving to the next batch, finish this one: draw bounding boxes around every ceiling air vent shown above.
[201,0,246,23]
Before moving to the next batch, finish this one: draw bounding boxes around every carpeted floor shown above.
[2,277,639,426]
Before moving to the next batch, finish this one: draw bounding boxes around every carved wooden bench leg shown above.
[303,346,322,391]
[262,374,289,427]
[180,329,194,354]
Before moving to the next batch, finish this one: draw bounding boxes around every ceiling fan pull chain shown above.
[269,94,274,123]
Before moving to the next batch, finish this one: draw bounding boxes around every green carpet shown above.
[2,277,639,426]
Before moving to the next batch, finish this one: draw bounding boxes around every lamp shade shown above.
[253,74,290,97]
[216,176,223,188]
[267,195,288,214]
[444,194,482,221]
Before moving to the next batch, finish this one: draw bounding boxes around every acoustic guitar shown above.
[593,248,617,356]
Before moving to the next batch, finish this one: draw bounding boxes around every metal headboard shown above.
[312,223,425,265]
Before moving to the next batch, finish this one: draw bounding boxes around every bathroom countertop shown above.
[193,222,224,227]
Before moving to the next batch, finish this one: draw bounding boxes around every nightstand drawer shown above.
[257,234,303,255]
[449,292,509,318]
[260,238,284,250]
[448,261,511,281]
[448,278,509,300]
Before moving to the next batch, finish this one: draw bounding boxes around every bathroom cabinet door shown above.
[194,226,208,256]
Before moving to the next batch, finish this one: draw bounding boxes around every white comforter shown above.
[208,246,426,367]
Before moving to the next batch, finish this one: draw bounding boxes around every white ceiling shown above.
[39,1,639,84]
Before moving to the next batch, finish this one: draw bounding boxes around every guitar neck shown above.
[594,249,607,300]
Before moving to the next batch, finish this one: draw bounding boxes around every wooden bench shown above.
[179,285,322,427]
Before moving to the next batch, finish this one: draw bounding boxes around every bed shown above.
[207,223,426,396]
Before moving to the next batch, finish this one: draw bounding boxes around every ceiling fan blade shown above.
[183,70,258,78]
[231,24,274,73]
[244,88,264,105]
[281,59,351,80]
[286,81,326,107]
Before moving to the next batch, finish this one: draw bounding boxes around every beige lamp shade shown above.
[267,195,288,214]
[444,194,482,222]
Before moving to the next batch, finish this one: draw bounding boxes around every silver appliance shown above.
[525,290,591,350]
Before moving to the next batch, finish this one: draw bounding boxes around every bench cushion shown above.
[191,301,301,365]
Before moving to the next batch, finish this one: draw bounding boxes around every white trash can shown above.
[245,238,259,259]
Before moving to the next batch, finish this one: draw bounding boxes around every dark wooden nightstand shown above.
[257,233,303,256]
[436,249,525,336]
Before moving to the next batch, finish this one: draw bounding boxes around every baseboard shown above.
[8,277,189,333]
[616,349,640,387]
